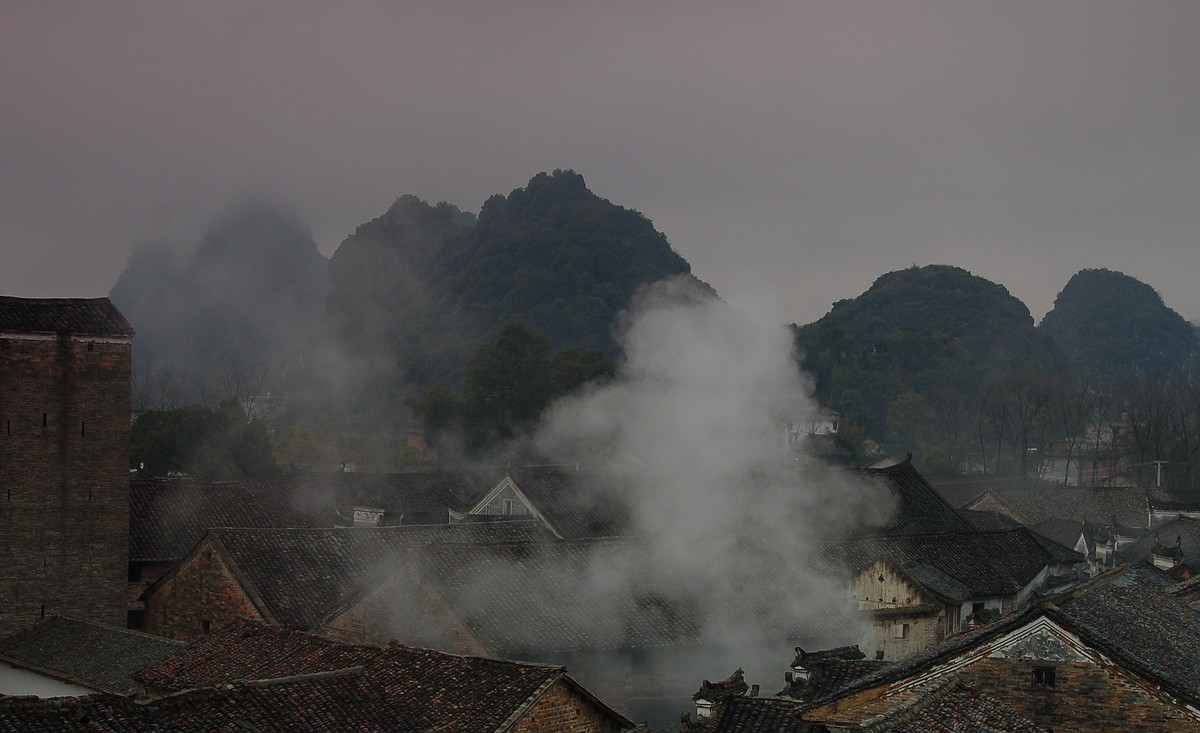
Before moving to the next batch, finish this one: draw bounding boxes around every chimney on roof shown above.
[750,684,759,698]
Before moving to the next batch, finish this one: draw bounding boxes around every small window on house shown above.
[87,341,95,352]
[81,421,85,437]
[201,619,211,634]
[42,413,47,428]
[1033,666,1056,688]
[504,498,513,515]
[893,623,909,639]
[972,602,985,615]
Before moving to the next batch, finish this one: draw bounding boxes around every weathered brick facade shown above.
[512,678,626,733]
[0,300,132,636]
[142,538,265,641]
[960,656,1199,732]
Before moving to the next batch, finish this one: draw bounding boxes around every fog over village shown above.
[3,3,1200,732]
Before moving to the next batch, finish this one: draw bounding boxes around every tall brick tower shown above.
[0,297,134,635]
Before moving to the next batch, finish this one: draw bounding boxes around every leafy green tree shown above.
[131,400,280,478]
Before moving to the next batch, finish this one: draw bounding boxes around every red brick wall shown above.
[0,334,131,635]
[142,540,264,641]
[959,657,1198,732]
[511,679,626,733]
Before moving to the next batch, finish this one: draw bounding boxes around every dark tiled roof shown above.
[197,522,550,629]
[958,508,1022,532]
[694,668,749,702]
[136,623,634,732]
[930,474,1047,509]
[865,679,1048,732]
[0,672,415,733]
[824,528,1075,600]
[503,467,633,539]
[129,474,330,562]
[702,696,814,733]
[965,486,1148,527]
[130,471,508,562]
[333,469,497,524]
[1147,489,1200,512]
[1117,516,1200,565]
[851,461,975,536]
[134,621,383,692]
[1050,564,1200,700]
[778,646,890,702]
[0,616,182,696]
[0,297,133,336]
[1030,517,1086,551]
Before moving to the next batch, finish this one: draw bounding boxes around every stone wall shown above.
[0,333,131,635]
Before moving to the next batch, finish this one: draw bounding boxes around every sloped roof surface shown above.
[851,461,975,536]
[1030,517,1086,551]
[504,467,633,538]
[965,486,1148,527]
[135,622,383,692]
[824,529,1071,599]
[7,623,634,732]
[130,475,329,561]
[204,523,549,629]
[1050,564,1200,698]
[861,680,1048,732]
[703,696,813,733]
[1117,516,1200,565]
[0,297,133,336]
[130,470,503,562]
[1148,489,1200,512]
[0,617,182,696]
[334,469,496,521]
[958,508,1022,532]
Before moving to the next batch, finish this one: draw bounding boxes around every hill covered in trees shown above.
[792,265,1065,442]
[1039,268,1200,382]
[311,170,711,430]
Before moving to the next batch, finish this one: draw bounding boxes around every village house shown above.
[799,564,1200,731]
[127,468,502,625]
[824,528,1084,660]
[0,621,635,732]
[691,563,1200,731]
[0,297,134,635]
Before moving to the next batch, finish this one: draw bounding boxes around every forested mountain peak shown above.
[310,171,711,430]
[793,264,1062,440]
[1039,268,1199,381]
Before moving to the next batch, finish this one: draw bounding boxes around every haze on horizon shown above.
[1,2,1198,325]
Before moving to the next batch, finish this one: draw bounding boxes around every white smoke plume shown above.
[536,277,892,683]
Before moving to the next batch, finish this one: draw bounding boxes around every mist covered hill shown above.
[1039,268,1200,382]
[109,175,1197,456]
[320,169,710,402]
[791,265,1066,440]
[110,203,329,405]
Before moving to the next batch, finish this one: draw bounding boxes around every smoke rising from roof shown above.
[532,276,892,679]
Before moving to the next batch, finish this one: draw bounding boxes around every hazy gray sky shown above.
[2,1,1197,324]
